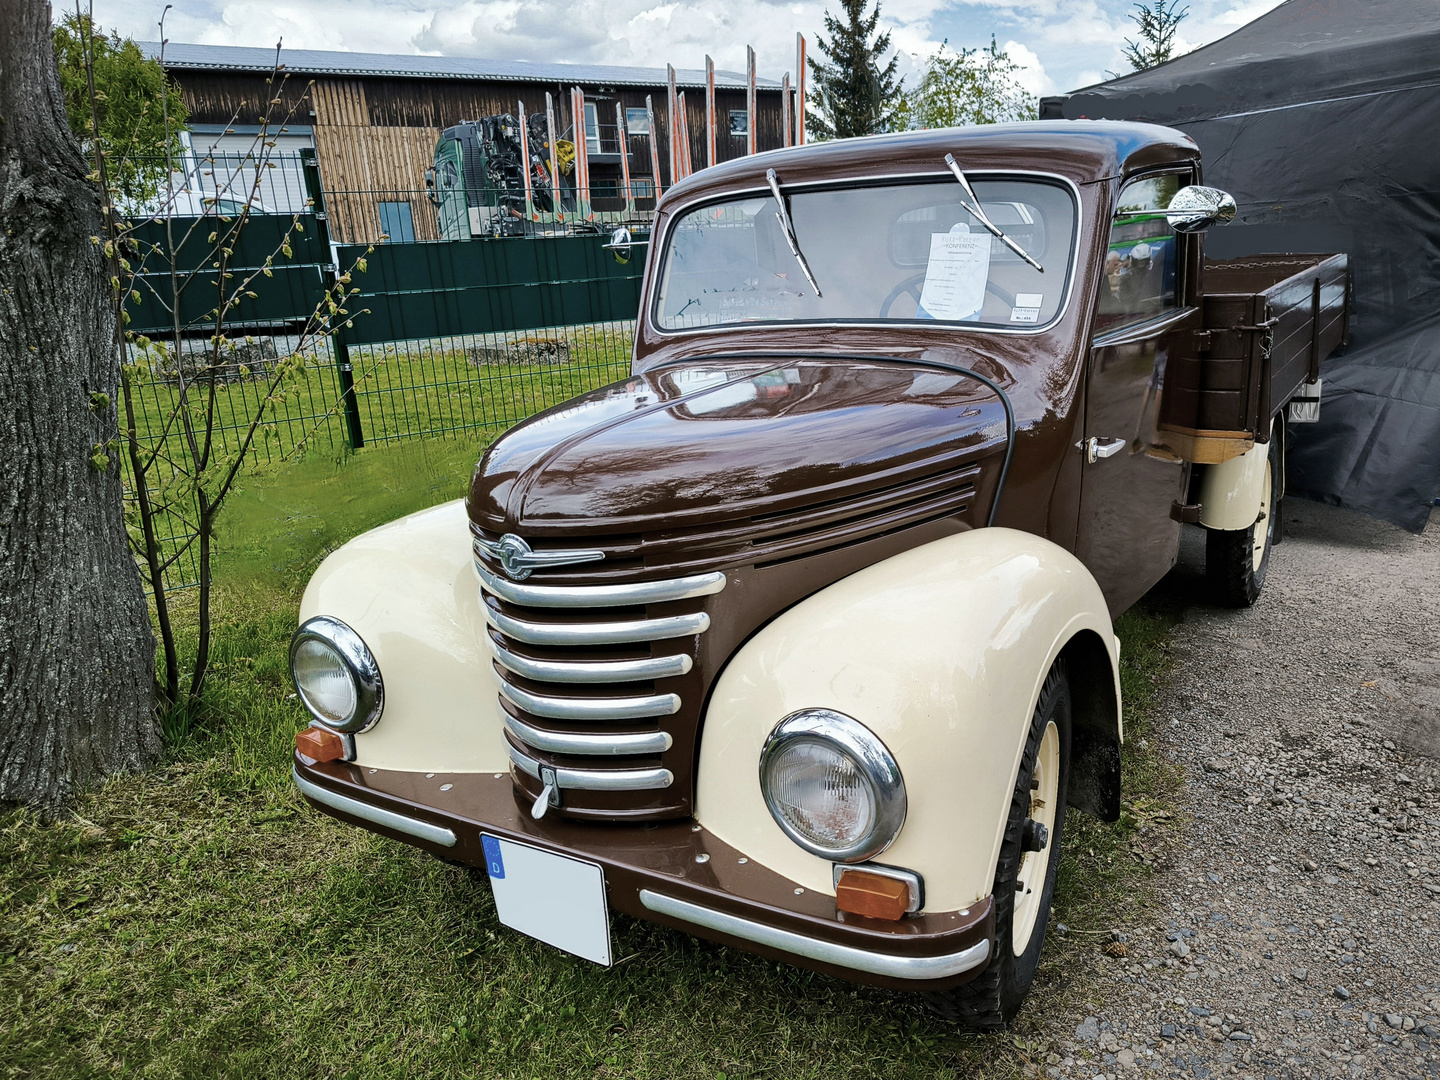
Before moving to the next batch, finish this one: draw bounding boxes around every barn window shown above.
[625,107,650,135]
[630,178,654,198]
[377,201,416,243]
[729,110,748,136]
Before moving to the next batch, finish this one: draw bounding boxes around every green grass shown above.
[123,325,632,588]
[0,437,1185,1079]
[128,326,634,459]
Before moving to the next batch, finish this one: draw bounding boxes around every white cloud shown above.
[89,0,1291,105]
[1000,39,1052,98]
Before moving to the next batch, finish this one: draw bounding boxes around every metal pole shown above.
[666,65,679,188]
[572,86,592,219]
[615,100,635,217]
[746,46,757,156]
[678,91,691,179]
[646,94,663,202]
[545,91,563,222]
[796,33,807,145]
[300,147,363,449]
[705,55,716,169]
[518,99,536,223]
[782,73,792,147]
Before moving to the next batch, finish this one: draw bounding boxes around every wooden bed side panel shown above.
[1158,254,1348,464]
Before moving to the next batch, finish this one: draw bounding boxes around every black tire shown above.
[1205,433,1281,608]
[922,663,1072,1030]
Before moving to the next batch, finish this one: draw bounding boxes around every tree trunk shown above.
[0,0,157,810]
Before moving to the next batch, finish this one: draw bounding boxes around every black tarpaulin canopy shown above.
[1041,0,1440,531]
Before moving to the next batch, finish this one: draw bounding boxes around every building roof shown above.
[139,41,783,91]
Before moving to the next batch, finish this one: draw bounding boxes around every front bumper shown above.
[293,755,994,991]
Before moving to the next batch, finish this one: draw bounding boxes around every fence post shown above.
[300,148,365,449]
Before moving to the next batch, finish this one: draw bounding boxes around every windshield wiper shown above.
[765,169,822,297]
[943,153,1044,274]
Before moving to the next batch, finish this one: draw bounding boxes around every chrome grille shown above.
[476,554,724,809]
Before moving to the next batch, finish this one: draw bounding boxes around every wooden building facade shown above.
[145,43,793,243]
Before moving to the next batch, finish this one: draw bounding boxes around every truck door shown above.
[1075,171,1198,615]
[433,138,468,242]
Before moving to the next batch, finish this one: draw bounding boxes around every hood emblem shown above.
[476,533,605,581]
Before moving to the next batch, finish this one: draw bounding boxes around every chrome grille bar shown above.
[487,635,692,683]
[503,714,673,756]
[509,744,674,790]
[483,602,710,645]
[476,563,726,607]
[496,677,681,721]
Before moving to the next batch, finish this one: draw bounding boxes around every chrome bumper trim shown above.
[508,745,674,790]
[483,601,709,646]
[476,562,726,607]
[496,675,681,721]
[486,635,692,683]
[292,767,457,848]
[503,713,673,756]
[638,890,992,981]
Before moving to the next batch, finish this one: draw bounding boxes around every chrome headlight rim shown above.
[759,708,907,864]
[289,616,383,734]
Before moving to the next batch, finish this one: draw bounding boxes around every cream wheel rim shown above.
[1013,719,1060,957]
[1252,459,1274,573]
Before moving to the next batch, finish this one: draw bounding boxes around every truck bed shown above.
[1160,253,1349,463]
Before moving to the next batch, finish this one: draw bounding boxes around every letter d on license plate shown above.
[480,834,612,966]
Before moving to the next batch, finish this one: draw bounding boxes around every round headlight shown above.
[289,616,383,734]
[759,709,906,863]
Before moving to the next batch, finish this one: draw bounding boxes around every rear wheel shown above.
[1205,433,1281,607]
[922,663,1072,1030]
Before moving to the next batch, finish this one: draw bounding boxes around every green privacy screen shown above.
[125,213,329,334]
[125,223,644,343]
[336,233,644,345]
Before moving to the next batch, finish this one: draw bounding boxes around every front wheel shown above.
[1205,432,1281,607]
[922,662,1072,1030]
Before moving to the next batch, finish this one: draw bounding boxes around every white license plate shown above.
[481,834,612,966]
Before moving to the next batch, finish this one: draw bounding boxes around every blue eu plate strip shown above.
[481,834,505,879]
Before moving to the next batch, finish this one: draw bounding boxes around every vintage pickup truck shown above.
[289,122,1348,1027]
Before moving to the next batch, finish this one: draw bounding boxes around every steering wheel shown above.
[878,273,1017,319]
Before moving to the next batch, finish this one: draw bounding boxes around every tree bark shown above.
[0,0,157,810]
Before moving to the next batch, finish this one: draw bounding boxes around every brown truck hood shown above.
[469,358,1008,537]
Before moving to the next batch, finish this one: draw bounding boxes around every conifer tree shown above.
[806,0,903,139]
[1123,0,1189,71]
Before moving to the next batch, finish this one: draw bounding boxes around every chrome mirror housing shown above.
[604,226,634,264]
[1166,185,1238,233]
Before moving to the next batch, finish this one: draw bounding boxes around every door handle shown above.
[1084,437,1127,464]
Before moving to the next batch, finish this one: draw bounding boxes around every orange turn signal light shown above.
[835,869,911,921]
[295,726,345,763]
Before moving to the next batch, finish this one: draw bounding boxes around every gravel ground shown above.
[1043,498,1440,1080]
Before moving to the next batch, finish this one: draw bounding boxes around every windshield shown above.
[655,177,1077,331]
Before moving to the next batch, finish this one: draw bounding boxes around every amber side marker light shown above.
[835,869,911,921]
[295,727,346,763]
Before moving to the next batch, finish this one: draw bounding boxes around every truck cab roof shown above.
[662,121,1200,203]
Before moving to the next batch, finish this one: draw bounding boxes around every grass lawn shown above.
[122,325,632,588]
[0,436,1184,1080]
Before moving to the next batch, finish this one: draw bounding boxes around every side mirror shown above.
[1166,185,1237,233]
[604,226,635,265]
[424,166,439,206]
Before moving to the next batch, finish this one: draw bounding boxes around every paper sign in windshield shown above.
[917,228,991,322]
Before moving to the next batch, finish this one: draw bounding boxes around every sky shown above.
[84,0,1286,98]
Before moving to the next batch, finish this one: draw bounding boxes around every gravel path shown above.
[1044,499,1440,1080]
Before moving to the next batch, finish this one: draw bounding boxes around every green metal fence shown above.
[122,150,648,589]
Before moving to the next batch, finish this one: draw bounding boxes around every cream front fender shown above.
[694,528,1121,914]
[298,499,509,774]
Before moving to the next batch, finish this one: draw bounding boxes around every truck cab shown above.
[291,122,1347,1027]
